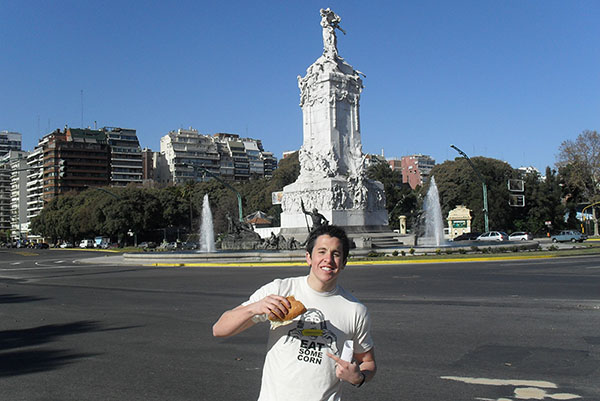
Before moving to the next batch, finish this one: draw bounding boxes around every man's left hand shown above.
[326,353,363,385]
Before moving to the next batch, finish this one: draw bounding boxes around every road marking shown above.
[442,377,556,388]
[10,262,22,265]
[0,265,76,271]
[441,376,582,400]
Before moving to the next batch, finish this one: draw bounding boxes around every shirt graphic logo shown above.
[285,308,338,365]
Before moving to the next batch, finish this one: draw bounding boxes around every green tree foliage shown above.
[31,148,573,242]
[510,167,565,234]
[239,151,300,226]
[366,161,417,229]
[431,157,517,232]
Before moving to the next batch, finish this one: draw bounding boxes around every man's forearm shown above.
[212,305,257,337]
[358,360,376,383]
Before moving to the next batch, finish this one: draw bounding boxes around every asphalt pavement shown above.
[0,249,598,400]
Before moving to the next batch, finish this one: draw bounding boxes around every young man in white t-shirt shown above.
[213,225,376,401]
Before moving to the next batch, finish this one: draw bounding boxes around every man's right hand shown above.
[213,294,292,337]
[252,295,292,320]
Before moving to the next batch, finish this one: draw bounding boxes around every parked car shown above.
[59,242,74,248]
[79,239,95,248]
[182,241,198,250]
[452,232,481,241]
[139,241,157,249]
[551,230,587,243]
[509,232,533,241]
[34,242,49,249]
[476,231,508,241]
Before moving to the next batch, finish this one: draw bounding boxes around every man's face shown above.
[306,234,346,292]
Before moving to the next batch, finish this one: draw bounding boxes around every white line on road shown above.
[0,265,76,271]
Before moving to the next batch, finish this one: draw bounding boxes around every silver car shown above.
[509,232,533,241]
[476,231,509,241]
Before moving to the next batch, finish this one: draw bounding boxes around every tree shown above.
[366,161,416,229]
[431,157,517,232]
[239,152,300,227]
[510,167,564,235]
[557,130,600,203]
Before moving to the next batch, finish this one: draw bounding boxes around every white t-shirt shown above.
[243,276,374,401]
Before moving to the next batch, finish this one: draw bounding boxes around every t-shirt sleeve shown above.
[241,279,282,324]
[353,307,374,353]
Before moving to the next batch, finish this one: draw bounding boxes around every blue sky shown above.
[2,1,598,172]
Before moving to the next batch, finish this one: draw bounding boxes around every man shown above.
[213,225,376,401]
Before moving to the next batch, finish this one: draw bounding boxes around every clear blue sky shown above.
[2,1,598,172]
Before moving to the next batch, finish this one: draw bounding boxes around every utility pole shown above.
[450,145,489,232]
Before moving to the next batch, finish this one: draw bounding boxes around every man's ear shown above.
[305,251,312,266]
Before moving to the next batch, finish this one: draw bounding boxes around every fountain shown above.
[420,176,446,247]
[199,194,216,252]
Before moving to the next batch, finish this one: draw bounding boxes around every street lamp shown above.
[187,165,243,222]
[450,144,489,233]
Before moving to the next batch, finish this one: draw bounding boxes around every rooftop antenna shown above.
[80,89,84,128]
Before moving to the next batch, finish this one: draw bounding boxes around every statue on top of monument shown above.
[320,8,345,58]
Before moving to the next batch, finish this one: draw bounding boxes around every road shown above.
[0,249,598,400]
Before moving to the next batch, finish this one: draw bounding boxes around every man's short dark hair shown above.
[305,225,350,262]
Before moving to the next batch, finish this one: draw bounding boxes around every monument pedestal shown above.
[280,175,388,230]
[280,9,389,238]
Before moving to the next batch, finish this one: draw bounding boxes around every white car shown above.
[509,232,533,241]
[79,239,95,248]
[476,231,508,241]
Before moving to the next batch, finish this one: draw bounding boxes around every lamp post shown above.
[187,165,243,222]
[450,145,489,233]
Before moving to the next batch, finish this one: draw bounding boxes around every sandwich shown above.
[269,296,306,329]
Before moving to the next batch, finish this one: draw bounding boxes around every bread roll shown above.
[268,296,306,329]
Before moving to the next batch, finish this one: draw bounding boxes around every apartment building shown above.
[41,128,110,202]
[160,129,277,184]
[0,150,28,236]
[8,151,29,239]
[160,128,220,184]
[103,127,143,186]
[141,148,170,185]
[400,154,436,189]
[26,146,44,234]
[0,131,22,155]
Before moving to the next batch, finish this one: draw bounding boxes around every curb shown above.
[143,253,558,268]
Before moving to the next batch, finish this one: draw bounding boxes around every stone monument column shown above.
[280,9,388,233]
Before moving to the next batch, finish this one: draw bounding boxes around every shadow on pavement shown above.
[0,348,97,377]
[0,320,140,377]
[0,321,104,351]
[0,293,48,304]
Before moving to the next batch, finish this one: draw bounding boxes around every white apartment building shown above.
[0,150,29,238]
[160,128,220,184]
[25,144,45,237]
[9,151,30,239]
[160,128,276,184]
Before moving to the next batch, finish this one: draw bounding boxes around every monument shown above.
[280,9,388,234]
